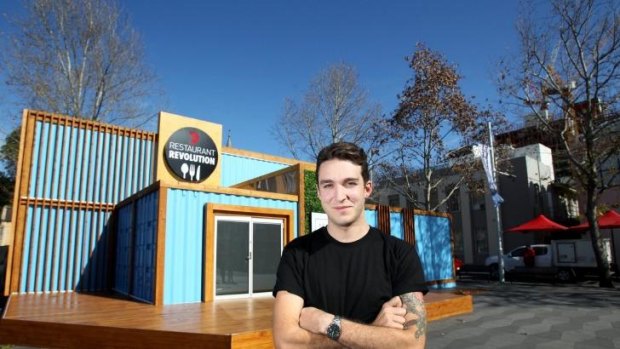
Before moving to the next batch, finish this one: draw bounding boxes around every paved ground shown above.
[427,275,620,349]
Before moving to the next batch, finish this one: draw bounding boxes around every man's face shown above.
[317,159,372,229]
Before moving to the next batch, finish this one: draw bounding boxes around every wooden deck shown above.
[0,291,473,348]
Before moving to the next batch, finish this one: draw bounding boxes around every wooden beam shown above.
[402,207,416,245]
[7,110,36,295]
[377,205,391,235]
[154,184,167,306]
[222,146,313,167]
[204,204,215,302]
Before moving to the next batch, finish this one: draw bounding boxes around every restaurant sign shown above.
[164,127,219,182]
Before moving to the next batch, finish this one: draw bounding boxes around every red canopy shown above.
[506,214,568,233]
[569,210,620,231]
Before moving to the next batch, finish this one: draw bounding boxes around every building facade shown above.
[375,143,581,265]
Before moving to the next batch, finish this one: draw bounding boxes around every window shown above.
[388,194,400,207]
[510,247,526,257]
[430,187,439,209]
[255,171,297,194]
[470,192,485,211]
[534,247,547,256]
[446,188,460,212]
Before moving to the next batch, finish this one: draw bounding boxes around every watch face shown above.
[327,320,341,340]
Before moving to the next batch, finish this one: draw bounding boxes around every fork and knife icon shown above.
[181,163,201,181]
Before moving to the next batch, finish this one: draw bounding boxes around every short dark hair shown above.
[316,142,369,183]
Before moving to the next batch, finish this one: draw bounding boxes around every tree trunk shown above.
[585,188,614,288]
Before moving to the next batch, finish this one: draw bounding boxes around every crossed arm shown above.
[272,290,426,349]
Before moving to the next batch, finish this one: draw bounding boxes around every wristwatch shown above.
[326,315,341,341]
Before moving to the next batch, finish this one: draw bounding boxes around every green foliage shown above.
[304,170,323,234]
[0,174,14,207]
[0,126,19,207]
[1,127,20,179]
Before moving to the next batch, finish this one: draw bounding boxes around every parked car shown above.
[454,257,463,277]
[485,239,612,282]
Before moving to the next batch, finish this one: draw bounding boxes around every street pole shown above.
[488,122,505,283]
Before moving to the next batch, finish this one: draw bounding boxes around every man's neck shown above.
[326,222,370,243]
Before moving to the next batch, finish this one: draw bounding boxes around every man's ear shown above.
[364,181,373,198]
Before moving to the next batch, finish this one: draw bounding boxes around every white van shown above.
[485,239,613,282]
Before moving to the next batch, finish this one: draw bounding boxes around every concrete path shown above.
[427,278,620,349]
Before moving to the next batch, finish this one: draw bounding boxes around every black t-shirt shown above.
[273,227,428,324]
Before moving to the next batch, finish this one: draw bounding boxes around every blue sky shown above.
[0,0,521,159]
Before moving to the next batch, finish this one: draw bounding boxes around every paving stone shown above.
[559,328,597,343]
[573,338,616,349]
[481,332,528,348]
[426,278,620,349]
[534,340,575,349]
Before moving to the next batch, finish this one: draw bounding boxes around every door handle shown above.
[246,252,252,261]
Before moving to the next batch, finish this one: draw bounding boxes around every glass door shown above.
[252,219,283,294]
[215,219,250,296]
[215,216,283,298]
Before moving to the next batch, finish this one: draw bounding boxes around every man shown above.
[272,142,428,348]
[524,245,536,268]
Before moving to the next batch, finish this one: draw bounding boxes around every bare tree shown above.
[377,44,506,211]
[273,63,383,162]
[499,0,620,287]
[2,0,162,125]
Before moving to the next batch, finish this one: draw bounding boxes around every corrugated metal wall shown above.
[132,192,158,302]
[157,202,453,304]
[220,153,290,187]
[364,208,455,289]
[115,205,132,296]
[114,190,158,303]
[10,111,157,294]
[28,117,155,202]
[364,210,377,227]
[414,215,454,288]
[20,206,111,293]
[390,211,403,239]
[163,188,297,305]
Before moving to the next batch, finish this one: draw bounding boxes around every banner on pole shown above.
[472,143,504,207]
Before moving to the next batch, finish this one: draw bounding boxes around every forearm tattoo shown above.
[400,293,427,339]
